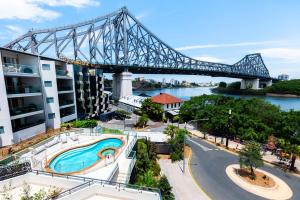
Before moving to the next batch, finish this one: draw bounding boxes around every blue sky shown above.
[0,0,299,83]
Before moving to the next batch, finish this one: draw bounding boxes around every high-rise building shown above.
[0,48,109,146]
[278,74,289,80]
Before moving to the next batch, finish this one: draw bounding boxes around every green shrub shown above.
[72,120,97,128]
[158,175,175,200]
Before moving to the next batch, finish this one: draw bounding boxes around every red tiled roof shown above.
[151,93,183,104]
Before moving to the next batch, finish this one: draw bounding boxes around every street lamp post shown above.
[225,109,232,148]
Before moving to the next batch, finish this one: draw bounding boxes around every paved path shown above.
[187,137,300,200]
[159,159,210,200]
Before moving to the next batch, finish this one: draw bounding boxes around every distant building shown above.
[118,95,147,113]
[278,74,289,80]
[151,93,183,121]
[151,93,183,111]
[162,78,166,86]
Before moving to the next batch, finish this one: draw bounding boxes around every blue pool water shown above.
[49,138,123,173]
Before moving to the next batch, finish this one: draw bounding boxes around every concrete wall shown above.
[240,78,259,89]
[13,122,46,143]
[112,72,133,99]
[0,50,14,146]
[40,60,61,130]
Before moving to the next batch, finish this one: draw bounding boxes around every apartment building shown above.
[0,48,109,146]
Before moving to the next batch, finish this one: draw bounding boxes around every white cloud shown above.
[193,55,223,63]
[176,40,288,51]
[0,0,100,21]
[0,1,60,21]
[258,48,300,63]
[33,0,100,8]
[136,12,148,20]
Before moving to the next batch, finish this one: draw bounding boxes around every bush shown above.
[72,120,98,128]
[115,109,131,119]
[158,175,175,200]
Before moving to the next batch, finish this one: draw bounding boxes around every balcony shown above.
[6,86,42,95]
[11,114,45,133]
[2,63,38,76]
[59,99,74,109]
[56,69,72,79]
[10,104,44,119]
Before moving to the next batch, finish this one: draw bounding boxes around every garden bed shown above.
[236,168,275,188]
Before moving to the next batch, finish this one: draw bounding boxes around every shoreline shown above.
[266,93,300,98]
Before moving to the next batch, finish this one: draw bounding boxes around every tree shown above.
[136,114,149,128]
[219,82,227,88]
[141,98,164,121]
[169,129,187,162]
[277,139,300,171]
[239,141,264,179]
[158,175,175,200]
[163,125,178,139]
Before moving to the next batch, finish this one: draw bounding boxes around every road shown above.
[187,136,300,200]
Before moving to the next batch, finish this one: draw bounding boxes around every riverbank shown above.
[267,93,300,98]
[133,87,300,111]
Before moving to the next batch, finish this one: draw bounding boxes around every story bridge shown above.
[3,7,273,98]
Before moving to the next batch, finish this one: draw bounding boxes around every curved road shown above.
[187,137,300,200]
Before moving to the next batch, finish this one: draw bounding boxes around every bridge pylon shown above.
[112,71,133,99]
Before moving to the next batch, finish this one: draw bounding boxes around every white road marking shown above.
[187,138,218,151]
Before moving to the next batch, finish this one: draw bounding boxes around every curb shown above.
[188,149,213,200]
[190,133,300,179]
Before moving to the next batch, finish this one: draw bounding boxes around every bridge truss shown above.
[4,7,270,79]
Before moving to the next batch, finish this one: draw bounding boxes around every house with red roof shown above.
[151,93,183,112]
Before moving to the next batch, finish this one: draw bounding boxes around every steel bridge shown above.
[4,7,271,80]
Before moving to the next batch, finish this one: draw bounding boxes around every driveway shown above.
[187,137,300,200]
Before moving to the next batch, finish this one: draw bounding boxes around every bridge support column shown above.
[240,78,259,90]
[112,71,133,99]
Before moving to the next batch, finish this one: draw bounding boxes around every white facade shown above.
[118,95,147,112]
[0,50,14,146]
[0,48,79,146]
[40,59,61,130]
[162,102,182,111]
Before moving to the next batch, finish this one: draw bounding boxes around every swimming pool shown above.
[48,138,123,174]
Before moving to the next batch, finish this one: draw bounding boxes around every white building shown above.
[151,93,183,111]
[118,95,147,113]
[0,48,109,146]
[278,74,289,80]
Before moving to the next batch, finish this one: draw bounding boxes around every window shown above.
[42,64,50,70]
[48,113,55,119]
[0,126,4,134]
[44,81,52,87]
[167,104,169,109]
[46,97,54,103]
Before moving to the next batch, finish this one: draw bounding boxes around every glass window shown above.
[48,113,55,119]
[42,64,50,70]
[44,81,52,87]
[0,126,4,134]
[46,97,54,103]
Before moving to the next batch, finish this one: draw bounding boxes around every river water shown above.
[133,87,300,111]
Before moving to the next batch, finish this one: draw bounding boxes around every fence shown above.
[31,170,162,199]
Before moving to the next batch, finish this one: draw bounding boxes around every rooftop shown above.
[151,93,183,104]
[119,95,147,108]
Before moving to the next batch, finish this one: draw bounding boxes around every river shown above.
[133,87,300,111]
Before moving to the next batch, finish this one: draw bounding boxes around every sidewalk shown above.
[159,158,211,200]
[189,130,300,171]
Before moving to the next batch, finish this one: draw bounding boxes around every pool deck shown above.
[21,132,135,181]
